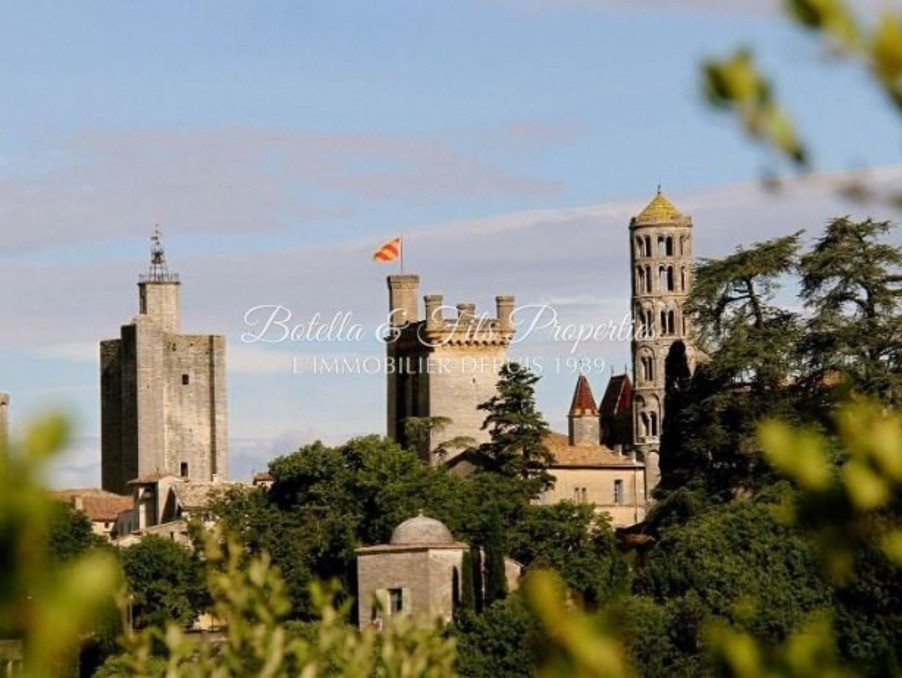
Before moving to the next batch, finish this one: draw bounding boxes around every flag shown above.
[373,237,401,262]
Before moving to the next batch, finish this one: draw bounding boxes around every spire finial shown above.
[140,224,179,283]
[657,182,662,195]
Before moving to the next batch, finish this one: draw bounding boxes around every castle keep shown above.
[384,274,515,463]
[381,190,695,505]
[100,229,228,495]
[629,190,693,491]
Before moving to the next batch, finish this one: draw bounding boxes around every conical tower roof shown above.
[632,189,688,225]
[568,375,598,417]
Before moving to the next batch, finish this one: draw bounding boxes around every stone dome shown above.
[390,512,455,545]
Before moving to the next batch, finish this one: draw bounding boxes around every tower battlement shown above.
[385,274,515,463]
[419,293,515,347]
[387,275,515,347]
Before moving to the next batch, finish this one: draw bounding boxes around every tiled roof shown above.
[171,481,233,510]
[544,432,642,468]
[633,190,684,224]
[50,489,133,522]
[80,495,133,521]
[599,373,632,419]
[568,375,598,416]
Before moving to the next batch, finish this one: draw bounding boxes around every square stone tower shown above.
[100,228,228,495]
[384,274,515,464]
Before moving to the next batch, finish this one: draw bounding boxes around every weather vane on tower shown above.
[142,224,178,283]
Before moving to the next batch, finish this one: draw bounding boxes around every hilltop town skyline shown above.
[0,1,900,487]
[7,172,902,489]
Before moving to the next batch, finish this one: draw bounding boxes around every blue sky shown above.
[0,0,899,486]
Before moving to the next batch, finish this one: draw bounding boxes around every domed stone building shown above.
[355,513,520,628]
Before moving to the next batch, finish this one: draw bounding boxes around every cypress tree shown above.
[459,550,476,614]
[476,362,553,493]
[472,546,485,613]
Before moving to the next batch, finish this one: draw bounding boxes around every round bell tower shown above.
[629,189,693,494]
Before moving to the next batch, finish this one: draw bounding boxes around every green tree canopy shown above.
[121,536,207,630]
[475,362,554,493]
[799,216,902,405]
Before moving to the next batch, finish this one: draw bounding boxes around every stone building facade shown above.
[100,230,228,495]
[356,513,521,628]
[543,376,646,527]
[50,489,133,540]
[629,191,694,493]
[384,274,515,464]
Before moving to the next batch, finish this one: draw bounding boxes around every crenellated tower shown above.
[629,190,693,494]
[385,274,515,465]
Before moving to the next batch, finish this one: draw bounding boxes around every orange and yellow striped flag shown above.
[372,237,401,262]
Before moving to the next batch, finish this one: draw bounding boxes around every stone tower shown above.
[385,274,515,464]
[100,228,228,495]
[0,393,9,448]
[568,375,600,446]
[629,190,693,493]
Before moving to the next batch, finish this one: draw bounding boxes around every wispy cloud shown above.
[12,167,902,488]
[0,127,564,256]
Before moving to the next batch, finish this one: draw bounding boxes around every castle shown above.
[36,188,693,539]
[385,189,694,515]
[384,275,515,464]
[100,228,228,495]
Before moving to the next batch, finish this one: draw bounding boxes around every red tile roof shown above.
[568,375,598,417]
[599,373,632,419]
[544,432,642,468]
[50,489,133,522]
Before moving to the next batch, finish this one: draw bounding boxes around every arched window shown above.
[649,411,659,437]
[645,236,652,257]
[637,267,645,294]
[640,412,650,438]
[643,308,654,337]
[667,310,675,334]
[681,267,686,291]
[658,236,666,257]
[666,236,674,256]
[660,310,667,335]
[641,355,655,382]
[645,266,652,293]
[635,237,644,258]
[666,266,675,291]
